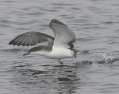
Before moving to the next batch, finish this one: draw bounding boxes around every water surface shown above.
[0,0,119,94]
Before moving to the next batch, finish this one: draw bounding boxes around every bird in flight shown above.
[9,19,78,64]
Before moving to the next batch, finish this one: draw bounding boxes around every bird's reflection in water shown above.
[53,65,80,94]
[12,62,80,94]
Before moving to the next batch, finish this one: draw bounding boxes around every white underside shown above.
[31,46,74,59]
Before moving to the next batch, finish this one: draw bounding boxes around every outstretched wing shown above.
[9,32,54,46]
[49,19,75,46]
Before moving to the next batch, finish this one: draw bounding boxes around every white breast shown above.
[47,46,74,59]
[30,46,74,59]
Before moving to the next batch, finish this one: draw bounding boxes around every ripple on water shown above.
[0,0,119,94]
[9,63,80,94]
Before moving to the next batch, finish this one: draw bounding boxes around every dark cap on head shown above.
[49,19,65,28]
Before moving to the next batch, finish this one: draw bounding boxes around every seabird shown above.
[9,19,78,64]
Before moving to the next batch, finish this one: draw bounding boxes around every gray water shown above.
[0,0,119,94]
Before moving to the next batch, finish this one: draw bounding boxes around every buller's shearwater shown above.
[9,19,78,64]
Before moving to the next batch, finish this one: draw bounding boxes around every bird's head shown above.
[49,19,66,30]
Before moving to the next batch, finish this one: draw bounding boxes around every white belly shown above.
[47,47,74,59]
[31,47,74,59]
